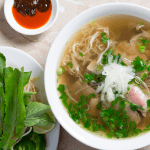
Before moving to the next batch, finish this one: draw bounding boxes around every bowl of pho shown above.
[45,3,150,150]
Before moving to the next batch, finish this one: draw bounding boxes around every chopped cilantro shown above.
[77,95,88,108]
[84,73,95,83]
[100,101,141,139]
[79,52,83,57]
[101,36,110,44]
[67,62,73,68]
[96,65,102,71]
[146,60,150,64]
[56,66,65,75]
[95,74,106,83]
[138,105,145,110]
[127,86,130,91]
[101,49,125,66]
[101,32,110,44]
[147,65,150,71]
[141,73,147,81]
[147,99,150,107]
[111,97,121,107]
[130,102,138,111]
[141,39,150,45]
[82,79,88,83]
[87,93,96,99]
[96,102,103,110]
[128,78,135,85]
[57,84,68,108]
[69,91,72,93]
[100,32,106,37]
[132,56,147,73]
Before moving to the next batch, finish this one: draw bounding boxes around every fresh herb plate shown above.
[0,46,60,150]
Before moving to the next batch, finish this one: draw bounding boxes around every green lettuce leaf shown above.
[1,67,19,150]
[0,53,6,138]
[23,71,32,86]
[15,67,26,138]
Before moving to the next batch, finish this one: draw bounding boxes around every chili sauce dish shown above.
[4,0,59,35]
[45,3,150,150]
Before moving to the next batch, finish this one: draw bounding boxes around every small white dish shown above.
[4,0,59,35]
[45,3,150,150]
[0,46,60,150]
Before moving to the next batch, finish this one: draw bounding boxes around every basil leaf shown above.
[25,102,51,126]
[0,53,6,138]
[24,118,40,127]
[25,102,50,118]
[36,113,55,126]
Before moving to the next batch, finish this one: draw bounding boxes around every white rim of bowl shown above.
[45,3,150,150]
[4,0,59,35]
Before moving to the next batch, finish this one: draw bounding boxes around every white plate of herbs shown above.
[0,46,60,150]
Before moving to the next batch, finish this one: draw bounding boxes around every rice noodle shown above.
[136,24,145,31]
[90,32,99,48]
[97,41,110,64]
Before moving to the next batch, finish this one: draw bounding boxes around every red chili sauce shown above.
[12,0,52,29]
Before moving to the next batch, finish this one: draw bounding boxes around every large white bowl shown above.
[45,3,150,150]
[4,0,59,35]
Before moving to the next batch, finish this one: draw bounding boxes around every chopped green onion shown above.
[57,77,59,83]
[137,41,140,46]
[130,102,138,111]
[79,52,84,57]
[96,102,103,110]
[67,62,73,68]
[141,73,147,81]
[139,37,143,40]
[96,65,102,71]
[93,20,95,27]
[141,39,150,45]
[132,56,147,73]
[101,32,110,44]
[140,22,143,25]
[100,32,106,37]
[84,73,95,83]
[147,99,150,107]
[127,86,130,91]
[56,66,65,75]
[147,65,150,71]
[139,46,146,52]
[101,36,110,44]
